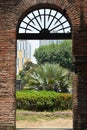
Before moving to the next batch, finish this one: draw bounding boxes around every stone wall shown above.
[0,0,87,129]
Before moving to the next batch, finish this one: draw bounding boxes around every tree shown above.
[19,61,36,86]
[28,63,72,93]
[34,40,74,71]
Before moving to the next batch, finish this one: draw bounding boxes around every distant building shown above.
[16,40,31,74]
[39,40,63,46]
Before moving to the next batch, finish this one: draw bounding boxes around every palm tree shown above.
[28,63,72,92]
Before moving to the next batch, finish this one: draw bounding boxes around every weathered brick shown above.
[0,0,87,130]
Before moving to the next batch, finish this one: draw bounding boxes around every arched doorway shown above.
[16,4,72,128]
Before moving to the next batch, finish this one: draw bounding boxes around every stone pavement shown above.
[17,128,72,130]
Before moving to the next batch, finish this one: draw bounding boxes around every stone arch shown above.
[15,0,80,30]
[15,1,80,130]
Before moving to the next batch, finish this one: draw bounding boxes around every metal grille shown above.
[18,8,71,39]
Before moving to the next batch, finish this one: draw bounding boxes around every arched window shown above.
[17,7,71,39]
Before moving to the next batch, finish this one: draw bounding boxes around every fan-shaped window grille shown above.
[17,8,71,39]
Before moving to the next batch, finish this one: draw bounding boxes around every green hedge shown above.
[16,90,72,111]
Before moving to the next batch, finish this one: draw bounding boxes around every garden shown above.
[16,40,73,128]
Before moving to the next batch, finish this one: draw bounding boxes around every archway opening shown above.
[16,4,73,129]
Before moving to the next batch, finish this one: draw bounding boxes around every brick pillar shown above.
[0,1,16,129]
[0,30,16,130]
[73,29,87,129]
[73,61,87,130]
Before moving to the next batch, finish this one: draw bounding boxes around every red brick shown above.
[0,0,87,130]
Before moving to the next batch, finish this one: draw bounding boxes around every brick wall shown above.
[0,0,87,129]
[0,1,16,130]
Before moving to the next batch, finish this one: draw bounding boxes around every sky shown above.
[30,40,39,63]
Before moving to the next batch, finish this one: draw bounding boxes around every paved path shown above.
[17,128,72,130]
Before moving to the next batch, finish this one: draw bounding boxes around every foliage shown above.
[22,60,35,71]
[16,90,72,111]
[34,40,74,71]
[19,61,36,86]
[28,63,72,93]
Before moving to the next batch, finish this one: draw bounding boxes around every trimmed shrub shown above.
[16,90,72,111]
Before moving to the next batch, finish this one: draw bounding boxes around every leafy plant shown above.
[16,90,72,111]
[34,40,74,71]
[18,61,37,86]
[28,63,72,92]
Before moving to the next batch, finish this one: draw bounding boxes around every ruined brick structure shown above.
[0,0,87,130]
